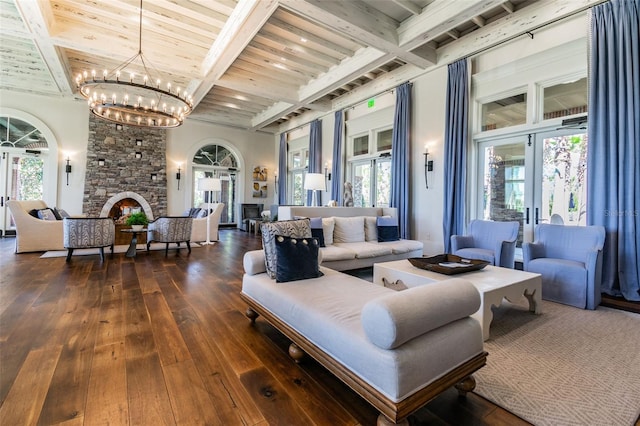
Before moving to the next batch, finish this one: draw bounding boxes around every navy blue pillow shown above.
[274,235,324,283]
[310,217,325,247]
[377,216,399,242]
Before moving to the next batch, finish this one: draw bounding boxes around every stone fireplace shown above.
[100,192,155,221]
[82,115,167,217]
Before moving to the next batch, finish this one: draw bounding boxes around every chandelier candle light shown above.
[76,0,192,128]
[198,177,222,245]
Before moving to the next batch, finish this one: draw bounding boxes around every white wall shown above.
[167,120,274,216]
[0,91,88,214]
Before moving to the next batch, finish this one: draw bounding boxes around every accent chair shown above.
[63,217,115,262]
[523,224,605,310]
[451,219,520,268]
[191,203,224,242]
[146,216,193,255]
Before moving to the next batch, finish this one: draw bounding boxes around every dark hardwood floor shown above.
[0,229,529,425]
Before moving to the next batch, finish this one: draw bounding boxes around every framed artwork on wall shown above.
[253,166,267,181]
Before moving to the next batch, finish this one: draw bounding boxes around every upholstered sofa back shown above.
[278,206,397,221]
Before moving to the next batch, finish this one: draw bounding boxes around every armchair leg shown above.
[66,248,74,262]
[99,247,105,262]
[146,242,151,251]
[187,241,191,253]
[110,244,114,258]
[165,243,169,255]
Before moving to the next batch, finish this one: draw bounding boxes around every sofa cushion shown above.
[377,216,399,242]
[275,236,324,282]
[381,239,424,254]
[361,279,481,349]
[334,216,365,243]
[455,247,495,264]
[322,217,335,246]
[261,219,312,279]
[364,216,378,241]
[334,242,393,259]
[320,245,357,262]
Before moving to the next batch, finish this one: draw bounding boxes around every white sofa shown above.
[242,250,487,425]
[7,200,64,253]
[190,203,224,243]
[277,206,424,271]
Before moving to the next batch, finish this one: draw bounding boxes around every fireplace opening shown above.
[110,198,144,223]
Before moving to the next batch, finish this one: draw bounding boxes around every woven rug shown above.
[475,299,640,426]
[40,242,203,258]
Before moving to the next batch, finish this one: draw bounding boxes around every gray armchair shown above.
[523,224,605,310]
[146,216,193,255]
[451,219,520,268]
[63,217,115,262]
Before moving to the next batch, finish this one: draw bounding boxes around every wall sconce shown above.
[423,150,434,189]
[65,157,72,186]
[98,158,105,166]
[274,169,278,194]
[135,152,142,159]
[151,173,157,181]
[176,165,182,190]
[324,162,332,181]
[136,139,142,146]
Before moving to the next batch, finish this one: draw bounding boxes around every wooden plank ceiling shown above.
[0,0,599,134]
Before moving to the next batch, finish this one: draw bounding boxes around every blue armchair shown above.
[523,224,605,310]
[451,220,519,268]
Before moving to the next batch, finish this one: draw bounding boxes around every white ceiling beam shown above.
[279,0,435,69]
[191,0,279,106]
[397,0,504,49]
[14,0,74,95]
[501,1,515,14]
[278,0,607,133]
[391,0,422,16]
[215,75,299,104]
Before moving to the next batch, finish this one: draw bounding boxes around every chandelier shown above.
[75,0,192,128]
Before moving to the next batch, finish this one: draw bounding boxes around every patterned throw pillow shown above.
[274,235,324,282]
[37,208,57,221]
[261,219,312,279]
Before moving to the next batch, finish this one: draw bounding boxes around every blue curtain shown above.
[331,110,344,205]
[278,133,287,205]
[442,59,469,253]
[390,82,412,239]
[307,119,322,206]
[587,0,640,301]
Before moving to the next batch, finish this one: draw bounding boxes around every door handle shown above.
[535,208,539,225]
[0,196,3,207]
[525,207,530,225]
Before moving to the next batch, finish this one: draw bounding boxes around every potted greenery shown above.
[125,212,149,231]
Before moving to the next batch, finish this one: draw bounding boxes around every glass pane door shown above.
[478,139,531,247]
[375,159,391,207]
[352,161,372,207]
[538,132,588,226]
[1,152,44,232]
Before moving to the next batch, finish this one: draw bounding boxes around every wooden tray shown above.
[408,254,490,275]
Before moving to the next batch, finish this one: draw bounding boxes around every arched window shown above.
[192,144,239,225]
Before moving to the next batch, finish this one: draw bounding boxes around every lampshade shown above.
[198,177,221,192]
[304,173,326,191]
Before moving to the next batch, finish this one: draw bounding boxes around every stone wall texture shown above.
[83,115,167,217]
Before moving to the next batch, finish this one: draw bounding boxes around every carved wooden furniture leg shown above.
[524,288,539,313]
[245,308,259,323]
[454,375,476,397]
[377,414,409,426]
[288,343,305,363]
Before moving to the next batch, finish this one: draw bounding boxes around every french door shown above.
[0,150,45,235]
[476,129,588,246]
[350,157,391,208]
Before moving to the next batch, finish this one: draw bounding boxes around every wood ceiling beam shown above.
[191,0,279,107]
[277,0,607,133]
[14,0,74,95]
[391,0,422,16]
[279,0,435,69]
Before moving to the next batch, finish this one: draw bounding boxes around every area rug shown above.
[40,242,204,258]
[475,299,640,426]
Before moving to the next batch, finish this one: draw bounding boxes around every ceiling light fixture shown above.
[75,0,192,128]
